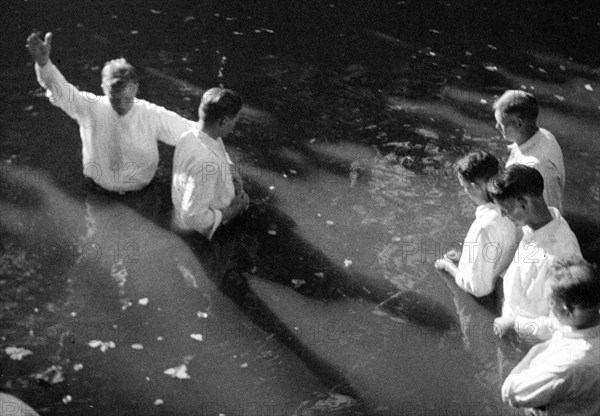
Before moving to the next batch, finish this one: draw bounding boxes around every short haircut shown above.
[550,259,600,309]
[455,150,500,183]
[199,88,242,124]
[101,58,138,91]
[488,163,544,201]
[493,90,539,123]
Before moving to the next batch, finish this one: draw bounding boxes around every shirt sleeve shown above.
[514,314,556,342]
[502,359,567,409]
[148,103,196,146]
[35,60,97,121]
[455,227,497,297]
[178,163,224,240]
[537,160,563,212]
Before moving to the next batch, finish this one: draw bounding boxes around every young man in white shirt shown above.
[26,32,195,193]
[435,150,518,297]
[502,259,600,416]
[493,90,565,212]
[172,88,249,240]
[490,164,582,342]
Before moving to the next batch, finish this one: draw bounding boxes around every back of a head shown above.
[493,90,539,123]
[101,58,138,91]
[199,87,243,124]
[455,150,500,183]
[550,259,600,309]
[488,163,544,201]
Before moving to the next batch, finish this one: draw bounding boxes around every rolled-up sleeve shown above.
[502,365,566,409]
[455,228,497,297]
[178,166,223,239]
[150,103,195,146]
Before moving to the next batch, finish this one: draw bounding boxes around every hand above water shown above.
[26,32,52,67]
[493,315,515,338]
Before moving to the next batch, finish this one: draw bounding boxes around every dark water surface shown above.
[1,0,599,415]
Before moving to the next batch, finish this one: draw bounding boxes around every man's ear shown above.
[516,196,528,211]
[516,117,524,129]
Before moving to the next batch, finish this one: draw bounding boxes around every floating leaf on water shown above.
[584,84,593,91]
[344,259,353,267]
[138,298,149,306]
[131,344,144,350]
[267,229,277,236]
[487,44,497,50]
[150,9,161,14]
[240,362,248,368]
[190,334,203,341]
[554,95,565,101]
[291,279,305,289]
[154,399,164,406]
[130,30,139,35]
[164,364,190,379]
[326,220,334,225]
[183,16,195,23]
[197,311,208,319]
[314,272,325,278]
[465,51,473,56]
[88,340,115,353]
[484,66,498,72]
[33,365,64,385]
[62,395,72,405]
[5,347,33,361]
[233,31,243,35]
[73,363,83,371]
[480,99,487,104]
[289,169,297,174]
[559,65,566,71]
[157,336,164,341]
[24,105,34,111]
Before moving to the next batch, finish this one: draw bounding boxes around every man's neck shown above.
[198,122,220,141]
[515,125,539,146]
[527,202,554,231]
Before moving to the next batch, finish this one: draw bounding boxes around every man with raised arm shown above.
[26,32,195,193]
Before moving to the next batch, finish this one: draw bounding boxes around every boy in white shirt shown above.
[493,90,565,212]
[435,151,518,297]
[172,88,249,240]
[489,164,582,342]
[502,259,600,416]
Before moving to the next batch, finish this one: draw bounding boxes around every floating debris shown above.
[33,365,64,385]
[326,220,334,225]
[559,65,566,71]
[138,298,149,306]
[130,30,139,35]
[183,16,195,23]
[584,84,593,91]
[190,334,203,341]
[73,363,83,371]
[487,44,497,50]
[154,399,164,406]
[150,9,161,14]
[197,311,208,319]
[484,66,498,72]
[62,395,72,405]
[131,344,144,350]
[164,364,190,379]
[291,279,305,289]
[88,340,116,353]
[554,95,566,101]
[240,362,248,368]
[5,347,33,361]
[177,262,199,289]
[267,229,277,236]
[344,259,353,267]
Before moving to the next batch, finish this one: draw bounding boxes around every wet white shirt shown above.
[455,203,518,297]
[171,128,235,239]
[502,207,582,341]
[35,61,195,192]
[506,128,565,212]
[502,324,600,416]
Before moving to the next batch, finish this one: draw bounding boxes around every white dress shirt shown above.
[35,61,195,192]
[506,128,565,212]
[171,128,236,239]
[455,203,518,297]
[502,208,582,341]
[502,323,600,416]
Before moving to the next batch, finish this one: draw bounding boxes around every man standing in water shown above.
[493,90,565,212]
[26,32,195,193]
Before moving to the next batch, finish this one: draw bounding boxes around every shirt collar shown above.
[554,323,600,341]
[475,202,498,219]
[508,128,542,152]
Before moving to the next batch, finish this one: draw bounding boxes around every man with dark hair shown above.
[493,90,565,212]
[435,151,517,297]
[502,259,600,416]
[26,32,195,193]
[489,164,582,341]
[171,87,249,239]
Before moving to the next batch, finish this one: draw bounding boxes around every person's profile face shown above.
[221,113,240,137]
[458,174,484,205]
[494,110,518,142]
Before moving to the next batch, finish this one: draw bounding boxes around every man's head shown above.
[454,150,500,205]
[198,87,243,137]
[549,259,600,329]
[101,58,139,116]
[493,90,538,144]
[487,163,545,227]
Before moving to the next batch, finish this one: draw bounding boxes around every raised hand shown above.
[26,32,52,67]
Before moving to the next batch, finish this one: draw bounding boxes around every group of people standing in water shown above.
[26,31,599,415]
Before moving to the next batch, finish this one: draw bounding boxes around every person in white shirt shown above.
[489,164,582,342]
[435,150,518,297]
[502,259,600,416]
[493,90,565,212]
[172,88,249,240]
[26,32,195,193]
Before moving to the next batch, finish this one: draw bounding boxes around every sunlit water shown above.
[1,1,599,415]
